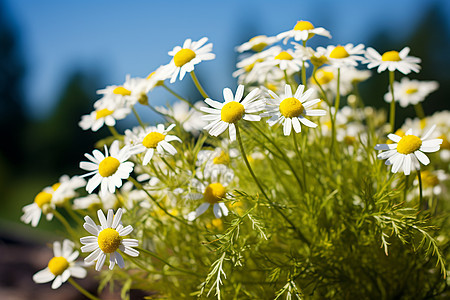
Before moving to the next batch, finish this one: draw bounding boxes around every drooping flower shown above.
[236,35,278,53]
[277,20,331,44]
[384,77,439,107]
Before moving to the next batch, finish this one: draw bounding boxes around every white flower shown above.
[80,140,134,196]
[318,44,365,68]
[364,47,421,74]
[79,98,131,132]
[261,84,326,136]
[196,147,238,179]
[236,35,278,53]
[167,37,215,83]
[33,240,86,289]
[51,175,86,205]
[125,124,181,165]
[80,208,139,271]
[257,48,306,72]
[201,85,265,141]
[277,20,331,44]
[375,125,443,175]
[73,193,117,211]
[233,46,280,83]
[156,101,207,134]
[384,77,438,107]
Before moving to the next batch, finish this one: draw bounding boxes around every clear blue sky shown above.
[3,0,450,120]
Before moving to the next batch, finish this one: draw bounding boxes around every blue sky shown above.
[3,0,450,120]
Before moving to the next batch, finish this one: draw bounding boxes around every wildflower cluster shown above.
[23,20,450,299]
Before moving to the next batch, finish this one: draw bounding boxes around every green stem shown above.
[128,177,189,225]
[414,103,426,120]
[418,170,424,211]
[284,70,290,86]
[63,202,83,226]
[53,210,77,238]
[162,84,200,112]
[132,107,146,129]
[136,247,202,277]
[389,71,396,132]
[332,68,341,151]
[301,41,307,88]
[190,71,209,99]
[160,156,176,173]
[235,124,310,245]
[107,126,122,140]
[68,278,100,300]
[403,175,409,203]
[292,132,307,192]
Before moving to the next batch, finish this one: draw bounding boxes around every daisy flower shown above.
[364,47,421,74]
[79,98,131,132]
[413,170,448,197]
[277,20,331,44]
[80,208,139,271]
[125,124,181,165]
[374,125,443,175]
[318,44,365,68]
[33,240,86,289]
[167,37,215,83]
[236,35,278,53]
[186,171,233,221]
[80,140,134,196]
[233,46,280,83]
[384,78,439,107]
[155,101,207,135]
[201,85,265,141]
[261,84,326,136]
[257,47,306,72]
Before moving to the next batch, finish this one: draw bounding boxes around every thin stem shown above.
[160,156,176,173]
[52,210,78,238]
[418,170,424,211]
[107,126,122,140]
[301,41,307,88]
[389,71,396,132]
[132,107,146,129]
[190,71,209,99]
[63,202,83,226]
[292,132,307,192]
[236,124,310,245]
[68,278,100,300]
[332,68,341,152]
[284,70,290,86]
[136,247,202,277]
[162,84,200,112]
[403,175,409,203]
[414,103,426,120]
[128,177,189,225]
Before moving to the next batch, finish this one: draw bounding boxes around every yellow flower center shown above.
[52,183,61,191]
[344,135,356,145]
[213,151,230,165]
[221,101,245,123]
[265,83,278,92]
[311,55,328,67]
[387,129,405,144]
[48,256,69,276]
[174,49,196,67]
[397,135,422,154]
[96,108,113,120]
[405,88,418,94]
[294,20,315,31]
[439,135,450,150]
[329,46,349,59]
[315,69,334,85]
[113,86,131,96]
[274,51,293,61]
[381,51,401,61]
[249,36,268,52]
[98,157,120,177]
[203,183,226,204]
[419,170,439,188]
[279,97,304,118]
[420,119,427,130]
[142,132,165,148]
[147,72,165,86]
[34,191,53,208]
[97,228,121,253]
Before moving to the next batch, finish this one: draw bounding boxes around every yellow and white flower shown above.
[236,35,278,53]
[277,20,331,44]
[125,124,181,165]
[364,47,421,74]
[201,85,265,141]
[375,125,443,175]
[167,37,215,83]
[80,208,139,271]
[384,77,439,107]
[79,98,131,132]
[33,240,86,289]
[318,44,365,68]
[156,101,207,135]
[261,84,326,136]
[258,47,306,72]
[80,140,134,196]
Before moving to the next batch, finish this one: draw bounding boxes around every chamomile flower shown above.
[33,240,86,289]
[156,101,207,135]
[201,85,265,141]
[80,208,139,271]
[258,48,306,72]
[414,170,448,197]
[167,37,215,83]
[277,20,331,44]
[236,35,278,53]
[80,140,134,196]
[79,99,131,132]
[125,124,181,165]
[186,171,233,221]
[364,47,421,74]
[384,78,439,107]
[21,187,56,227]
[318,44,365,68]
[375,125,443,175]
[261,84,326,136]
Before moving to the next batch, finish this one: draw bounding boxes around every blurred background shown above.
[0,0,449,298]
